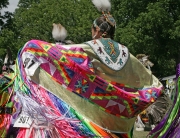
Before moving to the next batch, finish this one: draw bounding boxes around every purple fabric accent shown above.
[149,102,173,135]
[148,113,169,136]
[148,100,178,138]
[56,43,86,52]
[69,47,85,52]
[162,110,180,138]
[115,86,137,92]
[12,100,21,120]
[161,64,180,137]
[177,63,180,78]
[48,46,62,60]
[8,87,12,94]
[167,110,180,137]
[149,63,180,137]
[68,75,96,98]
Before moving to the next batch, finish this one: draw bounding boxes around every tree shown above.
[0,0,9,9]
[1,0,179,77]
[0,0,14,72]
[0,0,100,72]
[0,0,14,28]
[1,0,99,51]
[111,0,180,77]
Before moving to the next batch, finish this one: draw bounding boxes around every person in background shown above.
[2,47,14,74]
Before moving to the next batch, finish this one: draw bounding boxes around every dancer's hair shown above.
[92,15,116,39]
[91,0,116,39]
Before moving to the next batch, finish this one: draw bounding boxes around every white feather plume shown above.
[92,0,111,12]
[92,0,102,11]
[52,23,67,41]
[101,0,111,12]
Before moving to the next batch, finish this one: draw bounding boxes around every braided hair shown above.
[92,15,116,39]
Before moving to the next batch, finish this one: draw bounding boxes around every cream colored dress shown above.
[31,39,162,133]
[64,39,162,89]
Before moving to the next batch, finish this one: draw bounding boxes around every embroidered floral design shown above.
[102,39,120,63]
[85,38,129,71]
[105,57,111,65]
[118,58,123,65]
[122,50,127,57]
[97,47,104,54]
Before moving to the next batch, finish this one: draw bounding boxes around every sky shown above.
[1,0,19,14]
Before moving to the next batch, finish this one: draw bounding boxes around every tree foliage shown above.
[0,0,99,70]
[0,0,13,28]
[0,0,179,77]
[0,0,9,8]
[111,0,180,77]
[0,0,14,70]
[13,0,99,46]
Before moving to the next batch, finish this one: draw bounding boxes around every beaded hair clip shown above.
[103,13,116,27]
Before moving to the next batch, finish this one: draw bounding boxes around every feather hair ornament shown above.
[92,0,111,12]
[92,0,116,28]
[52,23,67,42]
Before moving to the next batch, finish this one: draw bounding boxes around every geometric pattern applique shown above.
[88,62,94,73]
[129,103,142,116]
[106,83,115,92]
[27,42,42,50]
[93,77,106,87]
[59,65,71,85]
[51,60,70,86]
[91,87,118,100]
[145,89,157,102]
[69,57,84,64]
[38,57,49,64]
[41,44,51,52]
[132,104,138,110]
[123,100,132,115]
[87,74,96,82]
[105,100,125,114]
[64,66,75,79]
[26,48,48,57]
[61,49,87,59]
[74,79,89,94]
[128,103,136,113]
[88,62,93,69]
[132,97,139,104]
[90,94,118,100]
[59,55,69,64]
[94,87,107,94]
[48,47,62,60]
[39,57,56,76]
[49,62,57,76]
